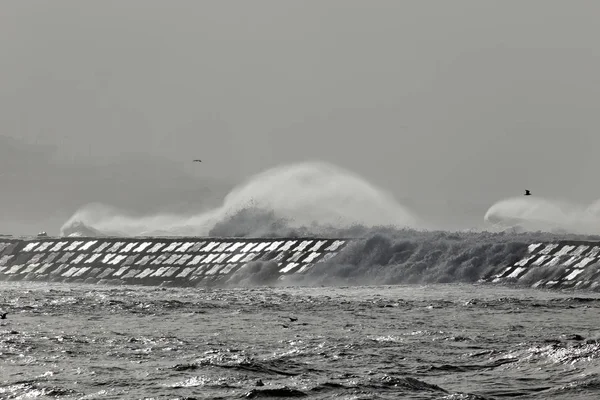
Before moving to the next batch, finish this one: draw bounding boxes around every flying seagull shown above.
[193,159,202,163]
[524,190,531,196]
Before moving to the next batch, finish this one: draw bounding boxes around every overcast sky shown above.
[2,0,600,228]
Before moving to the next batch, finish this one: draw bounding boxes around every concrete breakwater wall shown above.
[481,241,600,290]
[3,236,600,291]
[0,237,349,287]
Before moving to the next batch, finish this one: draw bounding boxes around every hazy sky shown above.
[2,0,600,226]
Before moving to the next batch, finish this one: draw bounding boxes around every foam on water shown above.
[60,161,418,237]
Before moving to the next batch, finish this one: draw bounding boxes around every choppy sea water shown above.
[1,282,600,399]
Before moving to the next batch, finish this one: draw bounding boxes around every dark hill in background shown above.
[0,136,232,236]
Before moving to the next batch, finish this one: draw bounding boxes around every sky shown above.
[2,1,600,232]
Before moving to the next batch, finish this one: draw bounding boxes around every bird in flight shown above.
[193,159,202,162]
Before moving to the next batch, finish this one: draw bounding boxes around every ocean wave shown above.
[53,160,600,290]
[279,229,600,287]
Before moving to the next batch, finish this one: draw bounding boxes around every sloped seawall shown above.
[481,240,600,290]
[3,235,600,291]
[0,237,349,287]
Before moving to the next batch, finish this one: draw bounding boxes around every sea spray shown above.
[285,229,600,287]
[484,196,600,235]
[60,161,418,237]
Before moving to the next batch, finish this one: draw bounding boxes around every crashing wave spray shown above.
[60,161,419,237]
[283,229,600,287]
[484,196,600,235]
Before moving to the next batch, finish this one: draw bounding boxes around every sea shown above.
[4,161,600,399]
[2,281,600,399]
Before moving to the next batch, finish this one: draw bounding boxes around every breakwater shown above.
[3,236,600,291]
[0,237,349,287]
[481,240,600,290]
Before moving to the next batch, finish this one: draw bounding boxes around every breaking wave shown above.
[32,159,600,289]
[60,161,419,238]
[241,229,600,287]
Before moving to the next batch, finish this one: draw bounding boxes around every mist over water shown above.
[60,161,419,237]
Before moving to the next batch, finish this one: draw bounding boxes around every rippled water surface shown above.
[1,282,600,399]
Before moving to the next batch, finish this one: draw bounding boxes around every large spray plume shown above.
[484,196,600,235]
[60,161,419,237]
[56,164,600,288]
